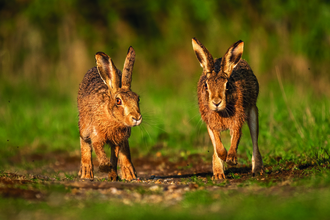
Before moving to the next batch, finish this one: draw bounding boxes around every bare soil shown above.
[1,151,329,204]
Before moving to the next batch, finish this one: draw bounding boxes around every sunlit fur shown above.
[193,38,263,179]
[204,74,228,111]
[77,47,141,181]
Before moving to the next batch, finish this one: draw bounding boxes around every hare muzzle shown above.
[131,115,142,126]
[209,98,223,111]
[121,101,142,127]
[209,92,226,112]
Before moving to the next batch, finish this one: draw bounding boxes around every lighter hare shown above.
[77,47,142,181]
[192,38,263,179]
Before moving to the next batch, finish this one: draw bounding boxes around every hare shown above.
[77,47,142,181]
[192,38,263,179]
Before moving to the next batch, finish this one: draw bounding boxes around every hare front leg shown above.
[78,137,94,180]
[108,144,120,181]
[118,140,137,181]
[92,140,113,173]
[248,105,263,175]
[226,129,242,166]
[207,126,227,179]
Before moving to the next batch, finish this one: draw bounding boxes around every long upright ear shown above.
[95,52,120,93]
[192,38,214,75]
[122,46,135,90]
[220,40,244,78]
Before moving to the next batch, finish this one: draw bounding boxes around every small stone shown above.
[189,183,199,189]
[110,187,117,194]
[149,185,160,191]
[71,188,78,195]
[167,185,178,192]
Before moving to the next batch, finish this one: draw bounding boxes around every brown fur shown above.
[77,47,142,181]
[192,38,263,179]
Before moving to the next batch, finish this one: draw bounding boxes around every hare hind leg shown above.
[247,105,263,175]
[118,140,137,181]
[207,126,227,179]
[79,137,94,180]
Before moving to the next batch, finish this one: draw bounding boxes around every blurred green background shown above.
[1,0,329,166]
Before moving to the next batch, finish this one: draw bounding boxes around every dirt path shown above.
[1,152,329,205]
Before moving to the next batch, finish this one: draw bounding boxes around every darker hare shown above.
[192,38,263,179]
[77,47,142,181]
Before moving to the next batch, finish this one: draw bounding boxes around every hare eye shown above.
[204,82,208,90]
[116,98,122,105]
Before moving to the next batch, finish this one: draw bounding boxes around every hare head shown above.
[95,47,142,127]
[192,38,244,112]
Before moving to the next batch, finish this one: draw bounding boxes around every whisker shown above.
[142,120,161,126]
[188,113,203,123]
[143,122,167,133]
[137,124,149,148]
[140,124,152,141]
[140,111,157,116]
[141,116,166,133]
[225,105,234,117]
[225,108,230,117]
[197,117,205,135]
[137,125,147,147]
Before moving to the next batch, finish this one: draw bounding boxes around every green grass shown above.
[1,75,330,167]
[0,80,79,165]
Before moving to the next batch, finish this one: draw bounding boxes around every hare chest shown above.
[91,120,131,146]
[205,109,246,132]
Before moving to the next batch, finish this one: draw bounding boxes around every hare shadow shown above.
[148,166,252,180]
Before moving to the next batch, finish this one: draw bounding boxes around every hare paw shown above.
[226,153,237,166]
[252,155,264,176]
[79,163,94,180]
[252,163,264,177]
[108,170,118,181]
[212,163,226,180]
[120,164,137,181]
[212,171,226,180]
[252,168,264,177]
[99,160,112,173]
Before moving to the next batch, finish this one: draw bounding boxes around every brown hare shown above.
[192,38,263,179]
[77,47,142,181]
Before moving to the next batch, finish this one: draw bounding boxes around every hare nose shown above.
[132,115,142,125]
[213,101,222,107]
[132,115,142,121]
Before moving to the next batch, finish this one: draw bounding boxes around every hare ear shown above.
[192,38,214,75]
[122,46,135,90]
[220,40,244,78]
[95,52,120,93]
